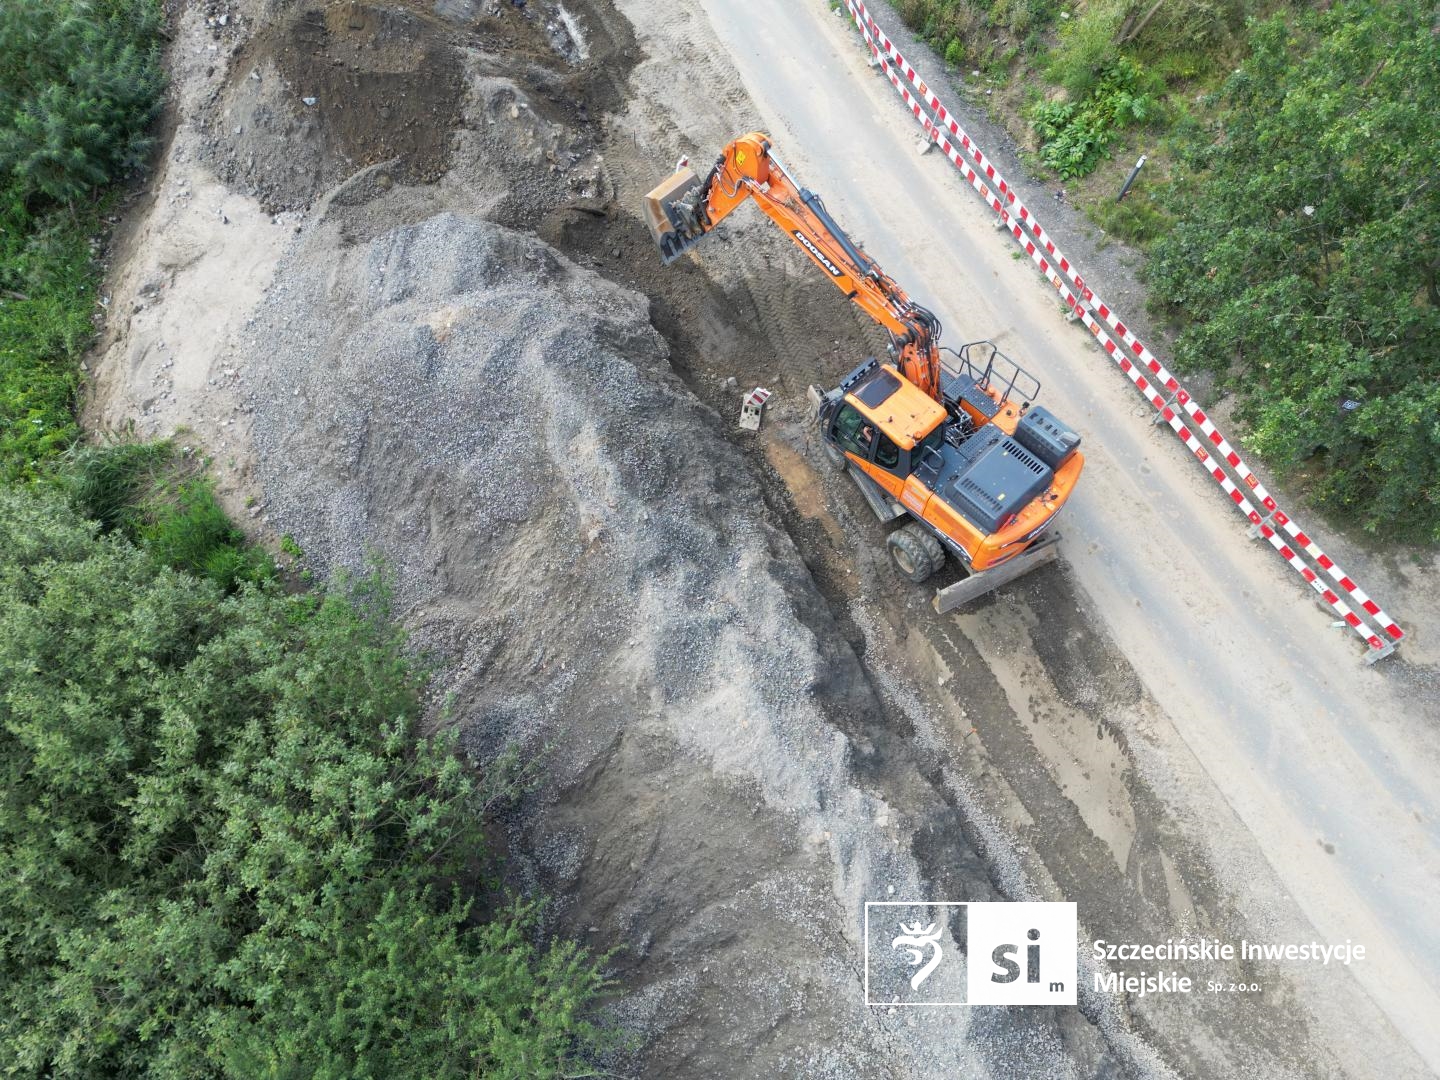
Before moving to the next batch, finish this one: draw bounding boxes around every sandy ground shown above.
[81,0,1439,1076]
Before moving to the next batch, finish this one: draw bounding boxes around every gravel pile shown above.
[240,203,1116,1078]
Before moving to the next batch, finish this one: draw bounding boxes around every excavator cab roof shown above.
[844,365,946,450]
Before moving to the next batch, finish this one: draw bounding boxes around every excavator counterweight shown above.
[645,133,1084,599]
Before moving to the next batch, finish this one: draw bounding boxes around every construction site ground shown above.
[85,1,1440,1077]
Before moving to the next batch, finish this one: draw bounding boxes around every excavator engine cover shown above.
[644,168,704,263]
[945,437,1053,534]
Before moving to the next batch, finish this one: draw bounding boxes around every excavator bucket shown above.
[643,167,704,264]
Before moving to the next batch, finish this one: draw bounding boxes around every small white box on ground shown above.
[739,387,771,431]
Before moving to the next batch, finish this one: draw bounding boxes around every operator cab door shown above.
[832,402,907,498]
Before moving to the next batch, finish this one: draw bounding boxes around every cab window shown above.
[874,433,900,469]
[917,426,944,461]
[833,404,875,457]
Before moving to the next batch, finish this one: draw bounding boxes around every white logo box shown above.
[864,901,1077,1006]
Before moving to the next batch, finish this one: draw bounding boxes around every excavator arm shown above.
[644,132,945,400]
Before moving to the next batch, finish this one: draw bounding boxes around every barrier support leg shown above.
[1363,642,1398,666]
[1247,510,1279,541]
[1152,390,1181,425]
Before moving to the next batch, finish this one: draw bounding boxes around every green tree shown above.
[1148,1,1440,539]
[0,488,609,1078]
[0,0,166,202]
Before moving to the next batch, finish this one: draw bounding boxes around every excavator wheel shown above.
[887,522,945,583]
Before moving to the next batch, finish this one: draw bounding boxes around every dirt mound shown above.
[236,201,1118,1077]
[200,0,637,214]
[203,1,464,209]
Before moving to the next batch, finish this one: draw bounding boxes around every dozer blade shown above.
[643,167,704,264]
[932,532,1061,613]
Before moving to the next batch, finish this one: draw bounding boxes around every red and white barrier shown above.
[843,0,1403,658]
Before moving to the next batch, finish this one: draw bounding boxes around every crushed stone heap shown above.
[241,208,1108,1079]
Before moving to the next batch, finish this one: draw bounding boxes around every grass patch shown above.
[66,440,276,590]
[0,193,104,481]
[1091,186,1171,245]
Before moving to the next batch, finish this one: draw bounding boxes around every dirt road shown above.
[667,0,1440,1068]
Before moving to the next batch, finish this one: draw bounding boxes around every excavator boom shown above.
[644,133,943,400]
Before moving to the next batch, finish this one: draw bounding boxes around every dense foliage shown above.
[0,0,166,202]
[0,0,166,481]
[1148,1,1440,539]
[0,487,608,1078]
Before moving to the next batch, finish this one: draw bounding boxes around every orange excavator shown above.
[644,132,1084,610]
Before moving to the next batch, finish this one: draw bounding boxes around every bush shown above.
[1044,0,1129,99]
[0,487,611,1079]
[1030,57,1157,178]
[1148,2,1440,539]
[0,0,166,203]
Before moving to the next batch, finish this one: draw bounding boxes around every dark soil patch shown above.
[201,0,639,213]
[268,4,463,180]
[203,2,466,209]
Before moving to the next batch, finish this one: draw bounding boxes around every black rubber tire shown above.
[822,439,849,472]
[887,522,945,584]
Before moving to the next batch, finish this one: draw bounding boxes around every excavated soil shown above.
[199,0,632,212]
[236,201,1121,1077]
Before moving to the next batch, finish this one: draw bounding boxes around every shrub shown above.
[0,487,611,1078]
[0,0,166,203]
[1045,0,1129,99]
[1030,57,1157,178]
